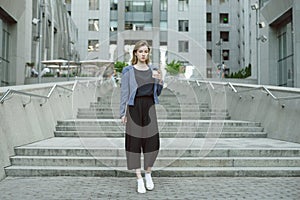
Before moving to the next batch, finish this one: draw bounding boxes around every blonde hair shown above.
[131,40,151,65]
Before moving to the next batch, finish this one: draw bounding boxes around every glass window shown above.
[125,22,133,30]
[0,20,10,86]
[89,0,99,10]
[207,0,212,5]
[207,49,212,57]
[160,21,167,31]
[220,13,229,24]
[145,1,152,12]
[207,31,212,41]
[110,0,118,10]
[2,30,9,62]
[161,0,167,11]
[222,50,229,60]
[125,1,152,12]
[126,23,152,31]
[88,40,99,52]
[135,24,144,31]
[88,19,99,31]
[133,1,145,12]
[220,31,229,41]
[179,41,189,52]
[207,13,212,23]
[143,23,152,30]
[278,23,294,87]
[178,20,189,32]
[178,0,189,11]
[110,21,118,31]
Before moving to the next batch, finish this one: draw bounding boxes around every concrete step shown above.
[11,137,300,157]
[77,111,230,116]
[13,147,300,158]
[92,100,209,104]
[54,131,267,138]
[78,108,228,112]
[76,114,231,120]
[55,126,262,132]
[10,156,300,168]
[89,105,211,110]
[93,99,202,104]
[5,166,300,177]
[76,115,232,120]
[90,103,210,107]
[8,84,300,178]
[56,119,262,127]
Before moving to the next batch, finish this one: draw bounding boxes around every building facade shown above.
[2,0,299,87]
[206,0,261,78]
[70,0,207,78]
[70,0,262,79]
[0,0,78,86]
[260,0,300,87]
[0,0,32,86]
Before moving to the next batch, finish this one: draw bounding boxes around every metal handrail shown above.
[0,80,98,107]
[228,82,237,93]
[183,79,300,102]
[0,89,48,103]
[230,84,300,101]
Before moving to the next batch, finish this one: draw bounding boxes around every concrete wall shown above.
[199,81,300,143]
[0,80,99,180]
[227,84,300,143]
[25,77,76,84]
[168,79,300,143]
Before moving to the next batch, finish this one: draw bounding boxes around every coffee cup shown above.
[152,69,159,78]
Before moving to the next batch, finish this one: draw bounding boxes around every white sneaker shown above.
[137,178,146,194]
[145,173,154,190]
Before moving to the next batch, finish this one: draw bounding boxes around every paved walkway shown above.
[0,177,299,199]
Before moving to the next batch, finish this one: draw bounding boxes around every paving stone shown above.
[0,177,299,200]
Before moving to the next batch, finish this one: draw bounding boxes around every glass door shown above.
[277,22,294,87]
[0,19,10,86]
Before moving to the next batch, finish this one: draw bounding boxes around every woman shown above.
[119,40,163,194]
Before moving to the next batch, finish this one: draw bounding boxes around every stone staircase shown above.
[77,89,231,120]
[5,86,300,177]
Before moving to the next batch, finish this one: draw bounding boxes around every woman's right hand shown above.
[121,116,127,124]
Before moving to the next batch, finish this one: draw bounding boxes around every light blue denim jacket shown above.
[119,65,163,118]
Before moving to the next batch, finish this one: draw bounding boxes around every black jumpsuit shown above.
[125,68,160,170]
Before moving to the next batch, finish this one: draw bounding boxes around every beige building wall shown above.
[0,0,33,86]
[0,0,79,86]
[260,0,300,87]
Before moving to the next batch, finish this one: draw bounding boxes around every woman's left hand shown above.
[153,69,163,84]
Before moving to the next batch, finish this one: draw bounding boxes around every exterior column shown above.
[117,0,125,62]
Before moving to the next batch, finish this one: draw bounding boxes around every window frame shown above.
[89,0,99,10]
[220,31,229,42]
[178,40,189,53]
[88,19,100,31]
[220,13,229,24]
[178,0,189,11]
[178,20,189,32]
[88,39,100,52]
